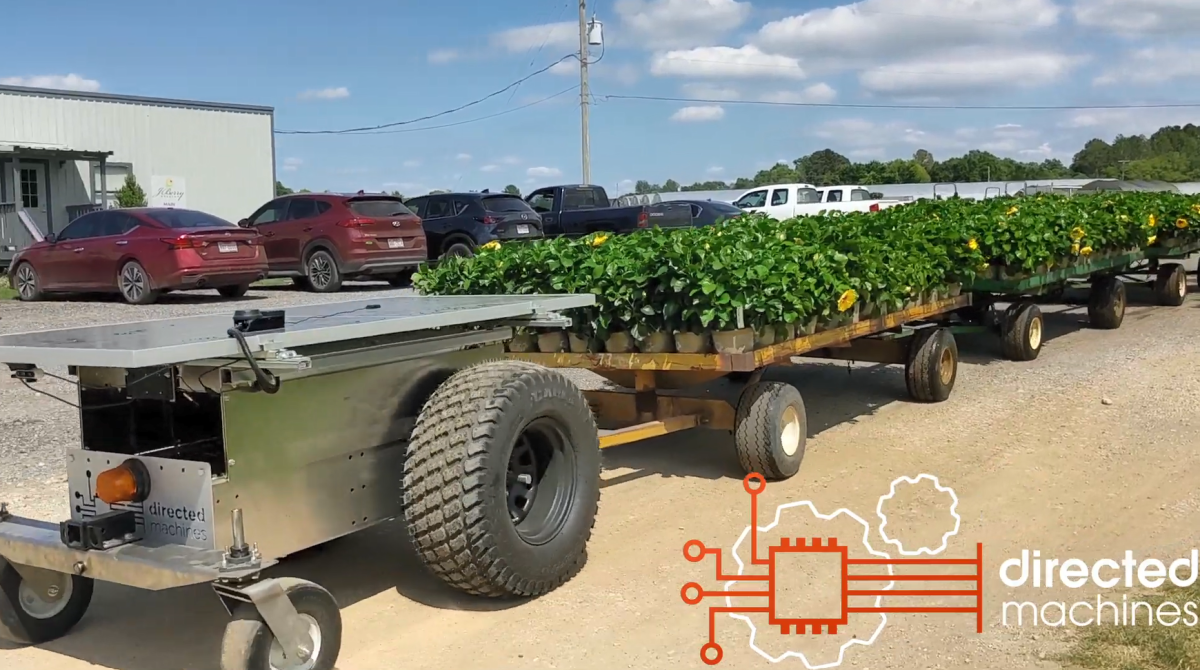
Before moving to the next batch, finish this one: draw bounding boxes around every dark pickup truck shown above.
[524,184,693,237]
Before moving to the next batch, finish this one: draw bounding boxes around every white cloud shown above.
[681,82,741,99]
[617,179,636,193]
[403,159,421,168]
[1073,0,1200,36]
[456,153,472,161]
[1061,108,1200,136]
[759,83,837,104]
[755,0,1060,67]
[480,164,500,172]
[491,22,577,52]
[428,49,460,64]
[549,60,576,76]
[499,156,522,165]
[707,166,725,174]
[1093,46,1200,85]
[859,48,1084,96]
[670,105,725,122]
[282,157,303,172]
[615,0,752,48]
[1019,142,1054,157]
[813,117,1062,160]
[527,166,563,178]
[651,45,805,79]
[0,73,100,91]
[298,87,350,100]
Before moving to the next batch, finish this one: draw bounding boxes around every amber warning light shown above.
[95,459,152,505]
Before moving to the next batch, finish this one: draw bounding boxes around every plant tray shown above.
[965,240,1200,294]
[507,294,972,372]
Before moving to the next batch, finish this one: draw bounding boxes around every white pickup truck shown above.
[731,183,904,220]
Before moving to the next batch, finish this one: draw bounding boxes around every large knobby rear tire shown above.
[1088,276,1126,329]
[1153,263,1187,307]
[0,559,94,645]
[219,578,341,670]
[734,381,806,481]
[402,360,601,598]
[1000,301,1044,362]
[905,327,958,403]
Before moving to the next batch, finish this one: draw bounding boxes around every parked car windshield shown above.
[481,195,536,214]
[348,198,414,217]
[145,209,237,229]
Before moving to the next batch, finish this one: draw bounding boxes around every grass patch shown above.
[251,278,292,288]
[0,276,15,300]
[1058,582,1200,670]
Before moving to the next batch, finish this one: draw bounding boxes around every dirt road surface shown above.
[3,286,1200,670]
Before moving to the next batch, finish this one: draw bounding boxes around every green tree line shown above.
[629,124,1200,195]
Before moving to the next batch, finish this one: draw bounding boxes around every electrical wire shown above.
[597,93,1200,111]
[275,54,579,135]
[342,85,580,135]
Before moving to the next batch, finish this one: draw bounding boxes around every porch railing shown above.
[66,203,103,222]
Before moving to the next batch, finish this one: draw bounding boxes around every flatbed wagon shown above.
[947,240,1200,362]
[509,294,973,481]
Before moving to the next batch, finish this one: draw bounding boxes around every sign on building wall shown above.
[150,176,187,208]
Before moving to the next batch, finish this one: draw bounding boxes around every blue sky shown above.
[4,0,1199,196]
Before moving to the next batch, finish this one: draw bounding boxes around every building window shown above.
[19,168,39,208]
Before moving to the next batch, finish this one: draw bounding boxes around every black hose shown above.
[226,327,281,394]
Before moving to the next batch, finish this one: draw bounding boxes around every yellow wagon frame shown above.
[509,295,971,449]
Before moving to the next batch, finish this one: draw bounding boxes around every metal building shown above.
[0,84,275,267]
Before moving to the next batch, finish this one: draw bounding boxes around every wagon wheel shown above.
[1087,276,1125,329]
[733,381,806,481]
[905,327,958,403]
[1000,301,1044,361]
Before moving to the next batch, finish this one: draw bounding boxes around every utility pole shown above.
[578,0,591,185]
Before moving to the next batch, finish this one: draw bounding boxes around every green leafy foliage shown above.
[115,174,147,208]
[415,192,1200,341]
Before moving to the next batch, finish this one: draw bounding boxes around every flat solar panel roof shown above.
[0,294,593,369]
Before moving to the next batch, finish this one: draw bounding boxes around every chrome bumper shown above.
[0,514,269,591]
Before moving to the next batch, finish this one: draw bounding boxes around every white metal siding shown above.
[0,91,273,224]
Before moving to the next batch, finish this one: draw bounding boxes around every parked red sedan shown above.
[8,208,267,305]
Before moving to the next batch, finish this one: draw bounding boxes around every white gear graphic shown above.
[875,473,961,556]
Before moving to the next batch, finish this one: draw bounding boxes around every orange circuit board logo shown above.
[681,473,983,666]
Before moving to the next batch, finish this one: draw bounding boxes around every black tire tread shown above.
[0,561,94,645]
[1088,277,1125,329]
[305,249,342,293]
[12,263,43,302]
[119,261,158,305]
[1154,264,1187,307]
[402,360,600,598]
[734,381,805,480]
[1000,302,1042,362]
[905,327,956,403]
[218,284,250,299]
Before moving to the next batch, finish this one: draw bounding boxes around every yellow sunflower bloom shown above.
[1080,246,1093,256]
[967,238,979,251]
[1007,206,1019,216]
[1193,204,1200,215]
[1147,235,1157,245]
[837,289,858,312]
[1071,243,1080,255]
[1149,214,1157,227]
[1177,218,1189,230]
[1070,226,1086,241]
[590,234,610,247]
[481,240,501,251]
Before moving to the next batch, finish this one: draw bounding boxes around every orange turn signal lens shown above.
[96,459,151,505]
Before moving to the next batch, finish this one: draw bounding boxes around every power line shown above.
[275,54,579,135]
[342,86,579,135]
[597,93,1200,111]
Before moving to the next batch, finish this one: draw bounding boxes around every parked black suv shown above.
[404,191,544,260]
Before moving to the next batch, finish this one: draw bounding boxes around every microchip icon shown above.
[681,473,983,667]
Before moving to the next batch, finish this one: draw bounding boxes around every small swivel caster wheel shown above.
[0,559,94,645]
[220,578,342,670]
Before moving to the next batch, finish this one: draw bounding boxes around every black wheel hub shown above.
[505,418,576,545]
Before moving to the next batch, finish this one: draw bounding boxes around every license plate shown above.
[217,242,237,253]
[516,225,530,234]
[388,238,405,249]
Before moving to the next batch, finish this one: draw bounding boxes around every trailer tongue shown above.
[0,294,598,670]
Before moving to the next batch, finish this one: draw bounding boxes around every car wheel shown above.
[118,261,159,305]
[443,242,475,259]
[305,250,343,293]
[12,263,44,302]
[217,284,250,299]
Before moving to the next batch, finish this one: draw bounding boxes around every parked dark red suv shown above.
[240,192,426,292]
